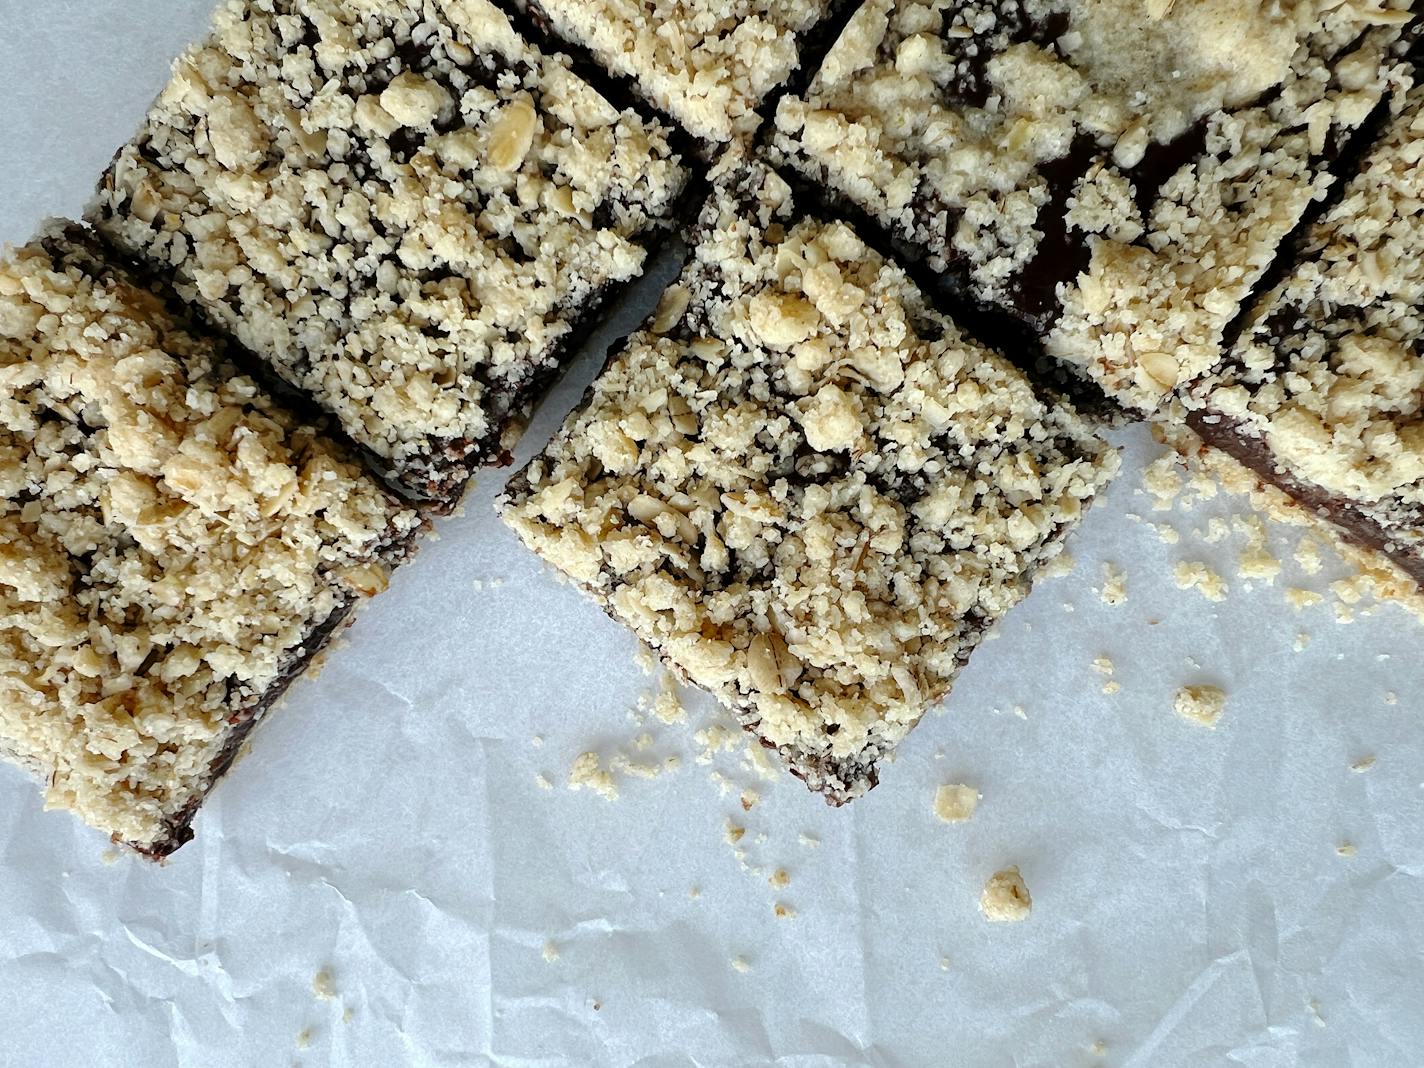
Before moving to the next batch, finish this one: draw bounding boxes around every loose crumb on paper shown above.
[1286,587,1324,610]
[296,1029,313,1051]
[1293,633,1311,652]
[769,868,790,889]
[1091,656,1114,676]
[1143,456,1183,510]
[1337,842,1357,858]
[535,773,553,790]
[1174,685,1226,729]
[731,955,751,973]
[609,754,664,780]
[312,968,336,1001]
[542,941,560,963]
[1384,692,1398,706]
[799,832,820,849]
[938,956,951,972]
[1350,756,1376,773]
[567,752,619,800]
[1295,537,1324,575]
[695,723,739,763]
[651,677,686,725]
[1099,563,1127,605]
[773,902,796,919]
[689,885,701,899]
[1102,681,1122,695]
[980,867,1032,922]
[934,784,980,824]
[1153,523,1180,544]
[1235,515,1281,583]
[1174,561,1228,602]
[1199,516,1229,544]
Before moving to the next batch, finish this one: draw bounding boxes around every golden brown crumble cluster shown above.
[501,160,1117,801]
[0,226,421,851]
[1191,81,1424,569]
[513,0,834,142]
[770,0,1418,413]
[91,0,687,503]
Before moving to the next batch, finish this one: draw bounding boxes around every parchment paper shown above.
[1,4,1421,1065]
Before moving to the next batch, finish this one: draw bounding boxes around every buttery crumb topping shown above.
[516,0,833,142]
[0,225,420,850]
[91,0,686,503]
[501,159,1117,802]
[1192,81,1424,571]
[771,0,1417,413]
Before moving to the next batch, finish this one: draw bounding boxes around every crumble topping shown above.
[91,0,686,503]
[1190,80,1424,574]
[515,0,834,142]
[500,158,1118,802]
[772,0,1417,412]
[980,865,1032,921]
[0,226,420,850]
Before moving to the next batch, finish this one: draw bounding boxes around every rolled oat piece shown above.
[500,159,1118,802]
[91,0,688,507]
[0,224,422,855]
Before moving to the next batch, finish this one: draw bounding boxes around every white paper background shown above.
[2,4,1422,1065]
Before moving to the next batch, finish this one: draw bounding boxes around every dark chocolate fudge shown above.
[499,157,1119,803]
[771,0,1418,415]
[0,223,422,856]
[1186,76,1424,590]
[90,0,688,507]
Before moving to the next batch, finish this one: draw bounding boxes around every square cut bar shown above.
[1185,77,1424,591]
[771,0,1418,415]
[90,0,688,507]
[510,0,839,143]
[500,159,1119,802]
[0,224,422,856]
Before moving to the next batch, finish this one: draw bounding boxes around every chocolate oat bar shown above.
[499,158,1119,802]
[510,0,841,143]
[771,0,1418,415]
[0,224,422,856]
[1185,77,1424,590]
[91,0,688,507]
